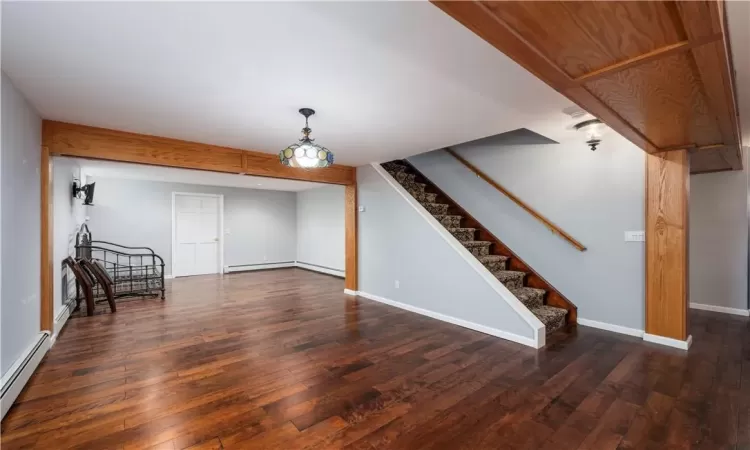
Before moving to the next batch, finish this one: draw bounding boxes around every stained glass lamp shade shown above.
[279,108,334,168]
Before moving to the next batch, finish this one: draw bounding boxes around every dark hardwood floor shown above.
[2,268,748,449]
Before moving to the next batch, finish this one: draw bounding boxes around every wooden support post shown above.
[645,149,690,344]
[40,146,54,333]
[344,178,358,293]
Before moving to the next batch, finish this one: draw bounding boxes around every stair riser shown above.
[436,216,461,228]
[424,203,449,215]
[383,162,407,173]
[402,181,427,194]
[495,273,524,290]
[449,229,476,241]
[391,172,416,184]
[409,191,438,203]
[464,245,490,257]
[513,292,543,309]
[482,260,506,272]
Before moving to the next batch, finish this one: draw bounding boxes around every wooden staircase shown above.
[382,159,577,334]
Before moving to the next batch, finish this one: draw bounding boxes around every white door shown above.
[173,193,222,277]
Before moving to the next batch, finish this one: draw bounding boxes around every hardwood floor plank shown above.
[1,269,748,449]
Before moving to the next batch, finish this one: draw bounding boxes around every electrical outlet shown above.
[358,206,366,212]
[625,231,645,242]
[263,255,268,261]
[394,280,400,289]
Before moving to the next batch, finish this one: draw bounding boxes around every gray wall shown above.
[296,185,345,271]
[690,164,749,310]
[409,131,646,330]
[87,178,297,276]
[1,73,42,377]
[357,165,536,340]
[52,158,86,317]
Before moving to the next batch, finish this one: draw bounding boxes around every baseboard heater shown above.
[1,332,51,419]
[295,261,345,278]
[225,261,296,273]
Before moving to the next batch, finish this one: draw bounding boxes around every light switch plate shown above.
[625,231,645,242]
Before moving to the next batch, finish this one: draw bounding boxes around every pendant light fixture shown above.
[279,108,334,168]
[574,118,604,151]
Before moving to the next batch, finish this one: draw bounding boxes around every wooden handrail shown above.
[445,148,587,252]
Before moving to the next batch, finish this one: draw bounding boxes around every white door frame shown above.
[171,192,225,278]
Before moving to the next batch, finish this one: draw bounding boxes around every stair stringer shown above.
[371,162,546,348]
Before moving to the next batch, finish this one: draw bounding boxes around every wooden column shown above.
[40,146,54,333]
[344,178,358,292]
[645,149,689,342]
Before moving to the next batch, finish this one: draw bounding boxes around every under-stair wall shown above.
[356,165,544,348]
[409,132,646,333]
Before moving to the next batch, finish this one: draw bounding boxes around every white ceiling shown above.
[727,1,750,154]
[2,1,578,166]
[68,157,325,192]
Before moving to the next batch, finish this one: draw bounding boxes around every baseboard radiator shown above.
[1,332,51,419]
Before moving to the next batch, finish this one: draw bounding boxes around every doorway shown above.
[172,192,224,277]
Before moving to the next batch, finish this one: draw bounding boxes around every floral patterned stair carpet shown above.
[382,160,568,334]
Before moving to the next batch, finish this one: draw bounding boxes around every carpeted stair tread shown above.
[478,254,508,272]
[461,240,491,257]
[493,270,525,290]
[447,227,476,241]
[531,305,567,332]
[434,214,463,228]
[510,287,545,308]
[409,190,438,203]
[423,202,449,215]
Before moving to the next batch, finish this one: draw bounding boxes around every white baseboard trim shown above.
[1,332,51,419]
[343,289,357,296]
[295,262,345,278]
[643,333,693,351]
[224,262,296,273]
[353,290,540,349]
[164,274,174,280]
[371,163,544,348]
[690,302,750,316]
[577,317,644,338]
[52,299,76,344]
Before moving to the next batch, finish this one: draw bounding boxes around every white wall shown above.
[87,178,297,276]
[409,130,646,330]
[296,185,345,272]
[690,161,749,311]
[52,158,87,318]
[1,73,43,376]
[357,165,538,343]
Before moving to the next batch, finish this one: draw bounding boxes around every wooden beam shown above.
[676,1,742,169]
[42,120,356,185]
[344,180,358,292]
[430,1,660,154]
[646,149,689,342]
[40,145,54,333]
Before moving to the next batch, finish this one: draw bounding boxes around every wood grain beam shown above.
[42,121,356,185]
[40,145,54,333]
[646,149,689,342]
[676,0,742,170]
[573,33,721,84]
[431,0,660,153]
[344,181,358,292]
